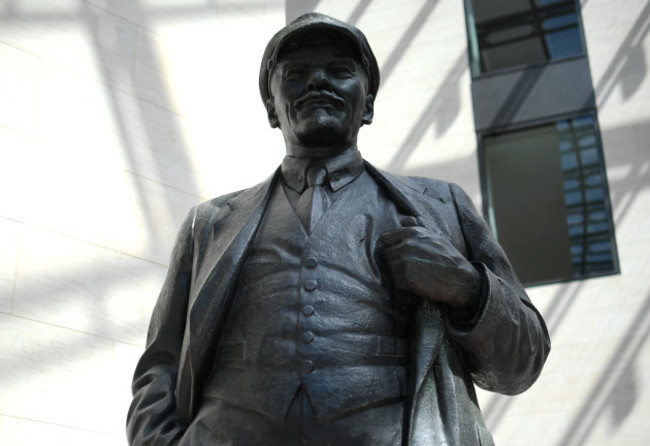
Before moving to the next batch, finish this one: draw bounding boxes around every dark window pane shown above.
[585,174,602,186]
[546,28,583,59]
[580,148,599,165]
[543,13,578,31]
[483,115,617,285]
[537,0,566,6]
[561,152,579,169]
[467,0,584,74]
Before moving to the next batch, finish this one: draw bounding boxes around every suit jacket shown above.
[127,162,550,446]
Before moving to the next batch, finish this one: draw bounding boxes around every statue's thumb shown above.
[400,216,420,227]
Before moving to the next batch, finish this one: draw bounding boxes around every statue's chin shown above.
[295,123,345,147]
[293,112,354,147]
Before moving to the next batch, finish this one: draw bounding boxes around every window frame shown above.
[463,0,589,78]
[476,110,620,287]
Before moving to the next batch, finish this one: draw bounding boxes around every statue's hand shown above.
[380,218,482,319]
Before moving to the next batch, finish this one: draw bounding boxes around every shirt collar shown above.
[281,148,365,193]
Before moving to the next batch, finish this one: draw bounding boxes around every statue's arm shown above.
[445,183,551,395]
[126,208,196,446]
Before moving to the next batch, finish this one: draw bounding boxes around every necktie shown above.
[296,166,331,233]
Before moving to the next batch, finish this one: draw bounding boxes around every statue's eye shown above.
[331,64,353,78]
[283,66,304,80]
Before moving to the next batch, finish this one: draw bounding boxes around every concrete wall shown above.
[1,0,648,444]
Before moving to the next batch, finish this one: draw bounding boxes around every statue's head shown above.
[259,13,380,155]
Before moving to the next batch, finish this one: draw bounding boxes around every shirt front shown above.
[281,147,366,209]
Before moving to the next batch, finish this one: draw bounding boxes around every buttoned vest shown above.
[202,171,412,422]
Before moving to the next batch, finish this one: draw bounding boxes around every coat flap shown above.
[179,170,279,421]
[190,170,279,339]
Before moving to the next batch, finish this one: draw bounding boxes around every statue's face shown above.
[268,33,374,156]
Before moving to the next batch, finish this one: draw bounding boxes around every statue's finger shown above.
[400,216,419,227]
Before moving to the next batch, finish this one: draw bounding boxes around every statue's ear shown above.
[362,94,374,126]
[266,99,280,128]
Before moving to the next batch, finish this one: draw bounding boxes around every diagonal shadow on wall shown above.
[79,0,202,252]
[286,0,321,23]
[379,0,440,83]
[387,52,466,173]
[592,0,649,107]
[347,0,372,26]
[557,290,650,445]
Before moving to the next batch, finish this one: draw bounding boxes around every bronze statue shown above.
[127,13,550,446]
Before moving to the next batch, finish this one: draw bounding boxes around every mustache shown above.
[294,90,345,109]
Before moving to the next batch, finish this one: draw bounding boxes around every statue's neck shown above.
[285,142,358,160]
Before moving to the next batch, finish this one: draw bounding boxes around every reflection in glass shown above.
[557,116,615,277]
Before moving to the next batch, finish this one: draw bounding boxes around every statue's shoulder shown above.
[366,162,455,198]
[192,170,279,229]
[399,173,452,192]
[200,189,244,210]
[193,190,238,217]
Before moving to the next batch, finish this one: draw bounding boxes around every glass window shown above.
[465,0,584,74]
[482,115,618,285]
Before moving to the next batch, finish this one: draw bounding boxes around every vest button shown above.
[302,331,315,343]
[304,279,317,291]
[302,305,315,317]
[302,359,314,374]
[305,257,318,268]
[332,172,341,181]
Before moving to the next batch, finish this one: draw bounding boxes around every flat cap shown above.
[259,12,380,106]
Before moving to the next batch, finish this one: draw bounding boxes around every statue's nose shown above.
[306,67,331,90]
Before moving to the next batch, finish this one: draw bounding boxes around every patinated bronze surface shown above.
[127,13,550,446]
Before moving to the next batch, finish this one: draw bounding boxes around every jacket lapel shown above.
[191,169,279,342]
[179,169,280,422]
[364,161,425,219]
[365,163,448,444]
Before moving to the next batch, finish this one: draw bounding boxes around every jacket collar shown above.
[281,148,365,193]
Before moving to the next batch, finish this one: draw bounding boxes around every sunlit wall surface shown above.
[1,0,649,445]
[0,1,285,443]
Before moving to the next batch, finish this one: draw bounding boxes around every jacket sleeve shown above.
[445,183,551,395]
[126,207,196,446]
